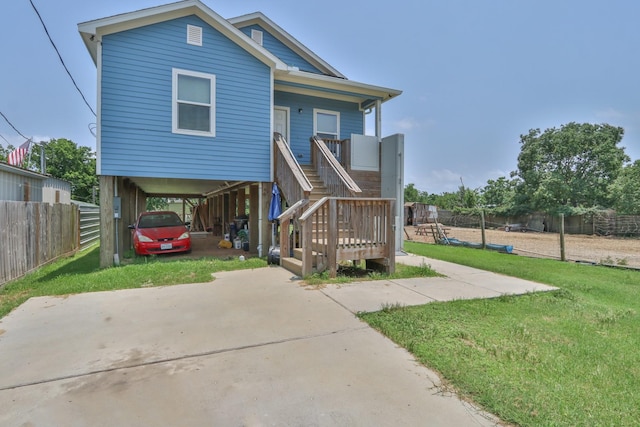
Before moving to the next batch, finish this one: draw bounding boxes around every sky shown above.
[1,0,639,194]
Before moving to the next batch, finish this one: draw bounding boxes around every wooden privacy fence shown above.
[0,201,80,285]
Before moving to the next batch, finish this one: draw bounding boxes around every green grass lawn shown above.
[360,242,640,426]
[0,246,267,319]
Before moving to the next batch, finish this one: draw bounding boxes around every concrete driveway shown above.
[0,259,544,426]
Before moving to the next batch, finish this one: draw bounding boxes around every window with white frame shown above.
[172,68,215,136]
[314,109,340,140]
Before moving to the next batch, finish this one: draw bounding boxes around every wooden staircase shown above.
[280,165,329,276]
[274,133,395,278]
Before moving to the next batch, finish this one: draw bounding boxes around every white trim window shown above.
[172,68,216,136]
[313,109,340,140]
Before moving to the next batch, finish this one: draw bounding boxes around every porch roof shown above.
[275,69,402,107]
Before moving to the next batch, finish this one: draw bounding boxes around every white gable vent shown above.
[251,29,263,46]
[187,24,202,46]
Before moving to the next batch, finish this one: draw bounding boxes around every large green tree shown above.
[514,122,628,212]
[481,177,517,207]
[30,138,98,203]
[0,144,11,161]
[610,160,640,214]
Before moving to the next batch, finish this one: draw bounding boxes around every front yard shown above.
[3,242,639,425]
[361,242,640,426]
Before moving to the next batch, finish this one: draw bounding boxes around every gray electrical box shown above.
[113,197,121,219]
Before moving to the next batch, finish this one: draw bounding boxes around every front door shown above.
[274,106,289,143]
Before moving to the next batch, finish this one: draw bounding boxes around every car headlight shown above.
[178,232,190,240]
[138,234,153,242]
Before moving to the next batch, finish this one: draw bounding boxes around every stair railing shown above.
[310,136,361,198]
[277,199,309,264]
[274,133,313,203]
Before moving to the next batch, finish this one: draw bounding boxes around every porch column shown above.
[99,175,115,268]
[375,99,382,138]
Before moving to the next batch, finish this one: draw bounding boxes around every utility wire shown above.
[0,133,10,145]
[0,111,29,139]
[28,0,97,117]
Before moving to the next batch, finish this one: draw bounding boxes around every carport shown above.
[98,175,272,267]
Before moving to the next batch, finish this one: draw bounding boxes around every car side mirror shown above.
[184,221,191,227]
[128,224,135,230]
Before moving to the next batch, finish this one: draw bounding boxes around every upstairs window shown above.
[314,109,340,140]
[172,69,216,136]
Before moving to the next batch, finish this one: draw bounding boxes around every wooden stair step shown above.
[292,247,323,261]
[281,257,303,277]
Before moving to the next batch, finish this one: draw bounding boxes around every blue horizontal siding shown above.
[274,91,363,164]
[239,24,322,74]
[100,15,271,182]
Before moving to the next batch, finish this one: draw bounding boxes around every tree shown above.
[514,123,628,212]
[30,138,98,203]
[610,160,640,214]
[404,183,430,204]
[0,144,12,162]
[404,183,420,203]
[146,197,168,211]
[481,177,518,207]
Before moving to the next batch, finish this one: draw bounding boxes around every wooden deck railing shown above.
[321,138,351,167]
[274,133,313,203]
[310,136,361,198]
[298,197,395,278]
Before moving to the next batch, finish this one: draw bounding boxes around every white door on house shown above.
[274,107,289,143]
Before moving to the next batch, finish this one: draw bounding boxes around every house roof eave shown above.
[228,12,346,79]
[77,0,287,70]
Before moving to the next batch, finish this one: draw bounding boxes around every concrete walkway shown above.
[321,253,556,313]
[0,257,554,426]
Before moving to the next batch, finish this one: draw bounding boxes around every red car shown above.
[129,211,191,255]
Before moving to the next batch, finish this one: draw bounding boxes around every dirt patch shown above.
[406,226,640,268]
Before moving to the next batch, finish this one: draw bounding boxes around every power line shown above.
[28,0,97,117]
[0,133,10,145]
[0,111,29,139]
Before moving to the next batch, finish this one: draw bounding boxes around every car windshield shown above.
[138,213,184,228]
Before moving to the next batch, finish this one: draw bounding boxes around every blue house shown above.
[79,0,403,275]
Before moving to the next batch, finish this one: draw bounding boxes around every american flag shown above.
[7,139,31,167]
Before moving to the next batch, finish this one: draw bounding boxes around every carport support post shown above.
[260,183,270,257]
[229,190,237,224]
[99,175,115,268]
[249,184,259,254]
[223,194,229,234]
[237,188,246,216]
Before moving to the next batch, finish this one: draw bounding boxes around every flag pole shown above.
[25,138,33,169]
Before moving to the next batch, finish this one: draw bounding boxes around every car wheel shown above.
[505,226,510,232]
